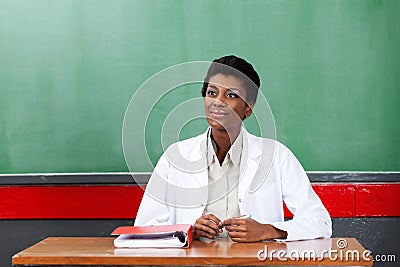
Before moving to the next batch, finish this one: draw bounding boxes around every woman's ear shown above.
[244,103,254,119]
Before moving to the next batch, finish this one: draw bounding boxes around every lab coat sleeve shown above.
[270,143,332,241]
[134,152,174,226]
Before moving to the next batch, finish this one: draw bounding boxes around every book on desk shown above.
[112,224,194,248]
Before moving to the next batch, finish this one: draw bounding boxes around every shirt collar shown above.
[206,129,215,164]
[229,129,243,166]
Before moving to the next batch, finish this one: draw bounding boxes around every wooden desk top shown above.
[13,237,372,266]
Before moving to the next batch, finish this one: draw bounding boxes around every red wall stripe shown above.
[0,185,144,219]
[0,183,398,219]
[313,183,356,217]
[284,183,356,218]
[355,183,400,217]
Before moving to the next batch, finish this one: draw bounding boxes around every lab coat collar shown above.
[187,127,264,199]
[187,127,261,161]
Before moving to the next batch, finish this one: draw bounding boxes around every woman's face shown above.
[204,74,253,133]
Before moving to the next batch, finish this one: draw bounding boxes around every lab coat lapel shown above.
[238,129,262,198]
[186,130,209,189]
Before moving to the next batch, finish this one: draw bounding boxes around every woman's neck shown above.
[210,127,241,164]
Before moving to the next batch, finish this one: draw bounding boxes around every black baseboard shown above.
[0,172,399,185]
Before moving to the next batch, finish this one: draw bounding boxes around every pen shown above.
[237,214,252,219]
[220,214,252,229]
[209,219,222,228]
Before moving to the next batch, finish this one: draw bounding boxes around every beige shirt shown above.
[203,129,243,237]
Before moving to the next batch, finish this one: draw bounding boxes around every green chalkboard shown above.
[0,0,399,173]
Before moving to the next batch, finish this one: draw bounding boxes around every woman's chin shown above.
[206,119,241,133]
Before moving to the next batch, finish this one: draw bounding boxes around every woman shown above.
[135,55,332,242]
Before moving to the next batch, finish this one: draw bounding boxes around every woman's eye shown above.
[207,90,216,96]
[227,92,238,98]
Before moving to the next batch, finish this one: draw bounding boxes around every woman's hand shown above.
[223,217,287,242]
[194,214,223,239]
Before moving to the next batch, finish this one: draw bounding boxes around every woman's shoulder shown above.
[244,131,295,158]
[164,131,207,158]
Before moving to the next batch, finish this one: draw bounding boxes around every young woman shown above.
[135,55,332,242]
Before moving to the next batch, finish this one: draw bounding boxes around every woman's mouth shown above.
[209,109,229,118]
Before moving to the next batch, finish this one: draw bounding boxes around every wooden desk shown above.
[13,237,372,266]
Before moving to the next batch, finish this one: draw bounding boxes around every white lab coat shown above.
[135,128,332,241]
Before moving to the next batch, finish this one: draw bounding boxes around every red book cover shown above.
[112,224,193,248]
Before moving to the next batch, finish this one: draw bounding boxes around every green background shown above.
[0,0,399,173]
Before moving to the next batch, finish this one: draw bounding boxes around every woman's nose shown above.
[213,94,226,106]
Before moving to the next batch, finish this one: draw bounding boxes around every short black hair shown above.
[201,55,260,104]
